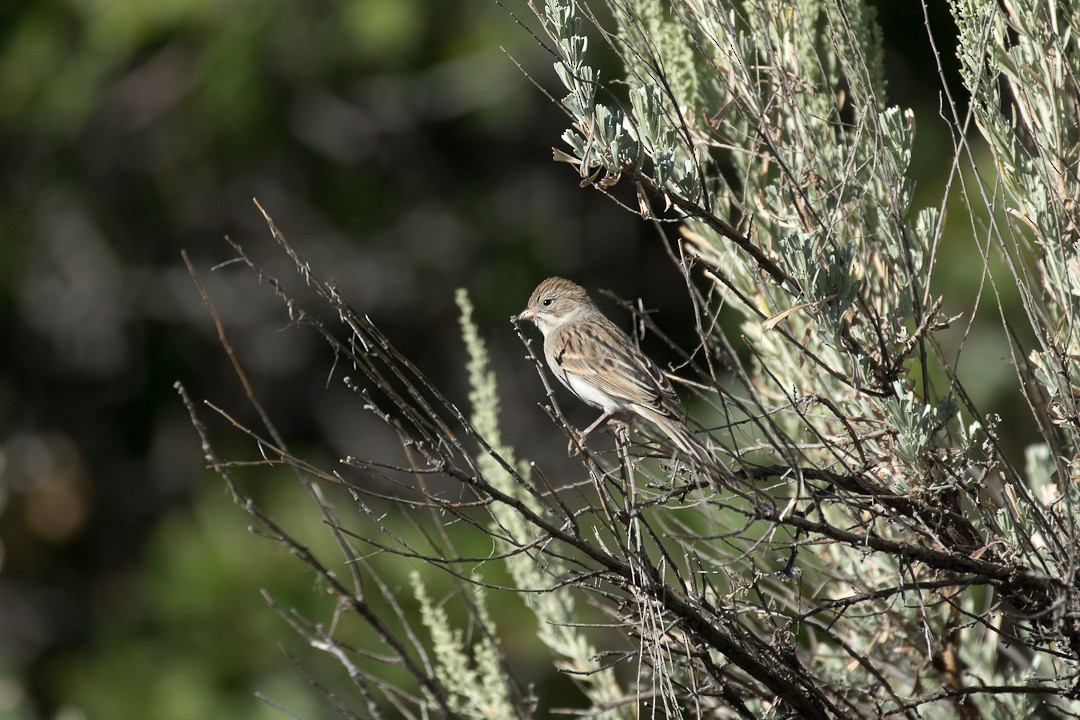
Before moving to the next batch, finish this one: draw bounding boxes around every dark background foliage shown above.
[0,1,985,717]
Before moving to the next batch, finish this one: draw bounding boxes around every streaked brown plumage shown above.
[517,277,715,469]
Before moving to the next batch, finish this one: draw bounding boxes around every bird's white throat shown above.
[534,305,587,336]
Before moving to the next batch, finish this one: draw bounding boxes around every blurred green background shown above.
[0,1,1011,718]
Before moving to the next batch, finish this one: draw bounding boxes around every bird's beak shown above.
[517,308,535,322]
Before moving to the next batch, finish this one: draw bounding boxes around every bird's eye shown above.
[542,298,553,306]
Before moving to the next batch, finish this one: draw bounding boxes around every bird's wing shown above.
[548,315,680,413]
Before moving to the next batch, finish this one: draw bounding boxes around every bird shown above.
[516,276,717,471]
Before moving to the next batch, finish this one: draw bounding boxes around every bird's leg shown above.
[567,410,613,455]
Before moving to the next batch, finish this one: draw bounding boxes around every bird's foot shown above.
[566,411,614,456]
[566,430,587,456]
[606,418,631,443]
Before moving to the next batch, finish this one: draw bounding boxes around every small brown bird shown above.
[517,277,715,469]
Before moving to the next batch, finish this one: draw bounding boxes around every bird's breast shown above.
[561,370,622,412]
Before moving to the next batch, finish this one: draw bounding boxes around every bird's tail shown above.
[639,409,728,482]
